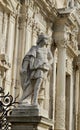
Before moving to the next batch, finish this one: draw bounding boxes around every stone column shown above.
[55,41,66,130]
[53,18,68,130]
[16,2,27,99]
[18,2,27,60]
[11,14,19,99]
[52,50,57,125]
[77,55,80,130]
[69,72,74,130]
[0,10,3,34]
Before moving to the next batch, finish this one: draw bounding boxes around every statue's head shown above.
[37,33,48,45]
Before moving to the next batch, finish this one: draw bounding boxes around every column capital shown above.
[54,28,68,49]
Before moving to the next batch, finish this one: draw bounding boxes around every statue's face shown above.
[38,38,48,47]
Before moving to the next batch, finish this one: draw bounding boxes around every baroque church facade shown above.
[0,0,80,130]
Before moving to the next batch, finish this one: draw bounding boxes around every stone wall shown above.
[0,0,80,130]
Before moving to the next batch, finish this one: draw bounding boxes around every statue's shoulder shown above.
[27,45,37,57]
[22,46,37,63]
[30,45,37,51]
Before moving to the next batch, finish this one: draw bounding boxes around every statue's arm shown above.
[20,56,29,74]
[30,56,35,69]
[22,61,29,73]
[21,45,36,73]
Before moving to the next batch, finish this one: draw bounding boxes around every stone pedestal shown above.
[8,106,53,130]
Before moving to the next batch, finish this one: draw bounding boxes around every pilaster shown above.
[4,13,15,93]
[11,14,19,99]
[16,3,27,99]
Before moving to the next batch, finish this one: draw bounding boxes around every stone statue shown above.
[20,33,53,106]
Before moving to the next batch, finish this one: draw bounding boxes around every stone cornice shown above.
[58,8,80,27]
[0,0,20,14]
[56,8,80,53]
[34,0,58,22]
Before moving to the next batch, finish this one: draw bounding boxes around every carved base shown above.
[11,105,49,118]
[8,105,53,130]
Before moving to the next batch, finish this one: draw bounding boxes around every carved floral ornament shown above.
[0,35,5,54]
[64,26,78,50]
[67,10,79,50]
[0,33,10,70]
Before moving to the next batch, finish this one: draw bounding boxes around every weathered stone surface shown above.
[20,33,53,106]
[11,105,48,118]
[11,105,39,116]
[8,106,53,130]
[8,116,53,130]
[0,0,80,130]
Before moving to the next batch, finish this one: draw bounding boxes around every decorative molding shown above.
[34,0,58,22]
[65,26,79,51]
[57,8,80,54]
[0,0,19,13]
